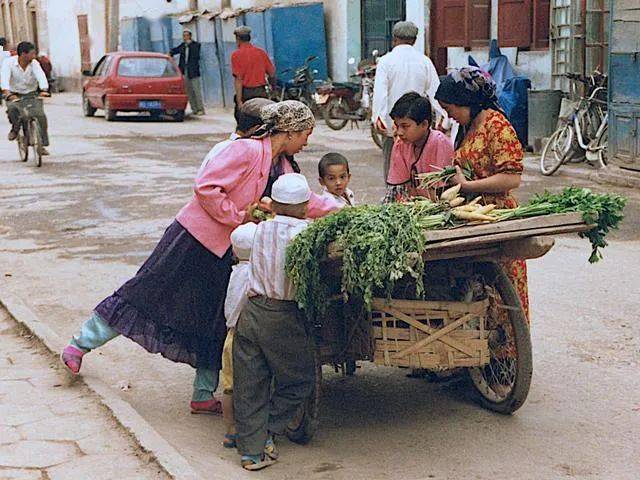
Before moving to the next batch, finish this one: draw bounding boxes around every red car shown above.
[82,52,188,122]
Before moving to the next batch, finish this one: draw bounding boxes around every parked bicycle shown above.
[540,72,608,176]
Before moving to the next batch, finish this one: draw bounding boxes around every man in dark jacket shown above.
[169,30,205,115]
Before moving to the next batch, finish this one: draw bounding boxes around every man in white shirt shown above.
[1,41,51,154]
[372,21,447,180]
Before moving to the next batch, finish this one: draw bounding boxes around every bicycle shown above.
[8,92,49,167]
[540,72,608,176]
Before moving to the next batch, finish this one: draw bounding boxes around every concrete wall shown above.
[448,47,552,90]
[43,0,106,91]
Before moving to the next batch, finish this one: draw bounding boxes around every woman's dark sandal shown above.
[222,433,237,449]
[241,454,277,471]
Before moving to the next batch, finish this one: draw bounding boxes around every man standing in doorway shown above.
[230,25,275,123]
[170,30,205,115]
[372,21,448,180]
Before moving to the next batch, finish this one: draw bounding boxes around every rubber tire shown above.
[18,124,29,162]
[595,125,608,168]
[345,360,357,376]
[104,98,117,122]
[322,98,348,130]
[82,93,96,117]
[370,124,384,150]
[285,351,321,445]
[467,262,532,415]
[540,124,573,176]
[30,119,42,168]
[173,110,185,122]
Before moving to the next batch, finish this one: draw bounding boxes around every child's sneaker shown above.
[190,398,223,415]
[60,345,85,375]
[241,454,276,471]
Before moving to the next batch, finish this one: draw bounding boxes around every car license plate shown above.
[139,100,162,110]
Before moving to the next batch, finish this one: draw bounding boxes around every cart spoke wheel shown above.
[467,262,532,414]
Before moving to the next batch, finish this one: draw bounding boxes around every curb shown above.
[0,287,200,480]
[524,157,640,189]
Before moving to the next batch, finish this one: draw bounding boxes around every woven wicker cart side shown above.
[370,298,490,371]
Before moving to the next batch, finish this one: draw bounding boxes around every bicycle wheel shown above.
[17,123,29,162]
[467,262,532,415]
[370,124,384,150]
[595,125,608,168]
[540,124,573,176]
[30,119,43,168]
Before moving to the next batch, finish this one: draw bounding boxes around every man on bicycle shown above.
[1,41,51,155]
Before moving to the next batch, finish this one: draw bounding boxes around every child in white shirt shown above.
[318,152,356,207]
[220,222,257,450]
[233,173,314,471]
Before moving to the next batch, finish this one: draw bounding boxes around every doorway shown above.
[361,0,406,58]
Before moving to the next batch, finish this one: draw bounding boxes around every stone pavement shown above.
[0,307,169,480]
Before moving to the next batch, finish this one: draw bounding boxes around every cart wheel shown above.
[286,350,321,444]
[345,360,357,376]
[467,262,532,415]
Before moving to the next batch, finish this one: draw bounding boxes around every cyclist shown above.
[1,41,51,155]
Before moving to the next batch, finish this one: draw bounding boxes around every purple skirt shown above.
[95,220,233,370]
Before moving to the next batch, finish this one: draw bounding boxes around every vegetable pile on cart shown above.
[282,186,625,444]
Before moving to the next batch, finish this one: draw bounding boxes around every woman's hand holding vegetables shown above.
[242,203,262,224]
[452,165,469,190]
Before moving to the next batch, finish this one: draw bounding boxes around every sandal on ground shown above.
[264,436,279,460]
[241,454,276,471]
[61,345,85,375]
[222,433,237,449]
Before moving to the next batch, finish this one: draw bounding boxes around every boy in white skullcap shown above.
[220,222,257,451]
[233,173,314,471]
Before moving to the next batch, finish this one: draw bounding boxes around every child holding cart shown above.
[232,173,315,471]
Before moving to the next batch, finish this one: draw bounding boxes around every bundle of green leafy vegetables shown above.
[285,187,625,317]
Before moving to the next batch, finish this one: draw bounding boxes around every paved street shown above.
[1,93,639,480]
[0,307,168,479]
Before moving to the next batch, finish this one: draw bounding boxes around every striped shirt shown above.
[247,215,309,301]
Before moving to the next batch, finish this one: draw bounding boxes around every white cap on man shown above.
[271,173,311,205]
[230,223,257,261]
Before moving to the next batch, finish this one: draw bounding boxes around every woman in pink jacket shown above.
[61,101,337,414]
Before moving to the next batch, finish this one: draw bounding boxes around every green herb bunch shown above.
[286,203,428,318]
[527,187,626,263]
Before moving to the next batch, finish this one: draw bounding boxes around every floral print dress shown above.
[454,110,530,323]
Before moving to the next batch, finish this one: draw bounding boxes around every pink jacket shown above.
[176,136,339,257]
[387,130,454,185]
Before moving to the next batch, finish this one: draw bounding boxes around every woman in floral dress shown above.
[435,67,529,322]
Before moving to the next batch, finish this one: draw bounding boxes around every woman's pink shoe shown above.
[61,345,85,375]
[190,398,223,415]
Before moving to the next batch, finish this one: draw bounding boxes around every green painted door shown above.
[361,0,406,57]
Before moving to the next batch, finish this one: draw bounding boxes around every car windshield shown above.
[117,57,179,78]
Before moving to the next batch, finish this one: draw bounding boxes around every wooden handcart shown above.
[285,213,594,444]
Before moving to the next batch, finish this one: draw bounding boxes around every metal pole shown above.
[107,0,119,52]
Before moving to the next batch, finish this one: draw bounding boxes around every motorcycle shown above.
[271,55,319,109]
[315,52,384,149]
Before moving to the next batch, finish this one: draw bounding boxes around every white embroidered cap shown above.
[271,173,311,205]
[230,223,257,261]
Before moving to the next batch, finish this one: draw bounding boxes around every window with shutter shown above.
[433,0,491,48]
[533,0,550,49]
[498,0,532,48]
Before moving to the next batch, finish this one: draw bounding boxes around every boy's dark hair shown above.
[237,33,251,42]
[236,111,263,134]
[0,38,6,48]
[390,91,432,125]
[318,152,350,177]
[17,42,35,56]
